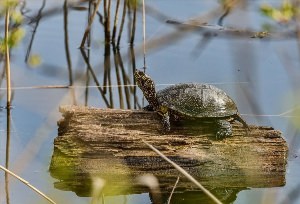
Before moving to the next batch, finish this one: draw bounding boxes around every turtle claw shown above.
[216,128,232,139]
[162,116,171,133]
[215,120,232,139]
[160,112,171,133]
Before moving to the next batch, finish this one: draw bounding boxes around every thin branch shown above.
[80,0,102,48]
[167,177,180,204]
[218,7,230,26]
[102,0,110,94]
[130,0,137,45]
[117,0,127,47]
[103,0,111,44]
[84,0,93,106]
[129,47,138,109]
[4,1,11,107]
[0,165,56,204]
[5,108,11,204]
[63,0,77,105]
[112,0,121,43]
[80,48,110,107]
[116,49,131,108]
[25,1,86,24]
[63,0,73,85]
[113,46,124,109]
[143,141,223,204]
[25,0,46,63]
[142,0,146,67]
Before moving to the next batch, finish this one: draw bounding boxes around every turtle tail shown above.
[234,113,250,131]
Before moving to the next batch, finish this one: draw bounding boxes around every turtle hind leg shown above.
[234,114,250,136]
[215,119,232,139]
[234,113,249,129]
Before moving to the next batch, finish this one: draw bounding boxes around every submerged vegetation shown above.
[0,0,300,204]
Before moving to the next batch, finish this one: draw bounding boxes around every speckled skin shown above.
[134,70,248,139]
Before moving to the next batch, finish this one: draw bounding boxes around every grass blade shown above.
[0,165,56,204]
[143,140,223,204]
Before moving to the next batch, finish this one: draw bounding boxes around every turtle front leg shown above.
[156,104,171,133]
[160,112,171,132]
[215,119,232,139]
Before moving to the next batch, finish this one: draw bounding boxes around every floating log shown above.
[50,105,288,199]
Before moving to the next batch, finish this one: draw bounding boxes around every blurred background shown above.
[0,0,300,203]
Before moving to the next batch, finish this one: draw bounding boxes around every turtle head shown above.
[134,70,159,109]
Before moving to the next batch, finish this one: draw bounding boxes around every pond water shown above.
[0,0,300,203]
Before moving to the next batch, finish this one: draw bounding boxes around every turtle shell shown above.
[156,83,238,118]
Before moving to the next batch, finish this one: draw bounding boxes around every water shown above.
[0,0,300,203]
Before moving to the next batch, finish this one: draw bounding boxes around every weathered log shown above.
[50,105,288,198]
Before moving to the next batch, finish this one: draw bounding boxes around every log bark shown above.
[50,105,288,197]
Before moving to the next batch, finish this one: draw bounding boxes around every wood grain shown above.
[50,105,288,197]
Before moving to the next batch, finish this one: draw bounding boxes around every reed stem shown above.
[117,0,127,47]
[112,0,121,43]
[130,0,137,45]
[142,0,146,68]
[5,2,11,107]
[80,0,102,48]
[0,165,56,204]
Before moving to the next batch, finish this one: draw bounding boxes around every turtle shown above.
[134,70,249,139]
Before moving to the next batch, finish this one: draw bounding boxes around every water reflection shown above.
[49,138,246,204]
[5,108,11,204]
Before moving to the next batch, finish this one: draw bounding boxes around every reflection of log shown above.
[50,105,288,198]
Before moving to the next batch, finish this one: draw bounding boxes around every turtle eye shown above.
[140,78,146,86]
